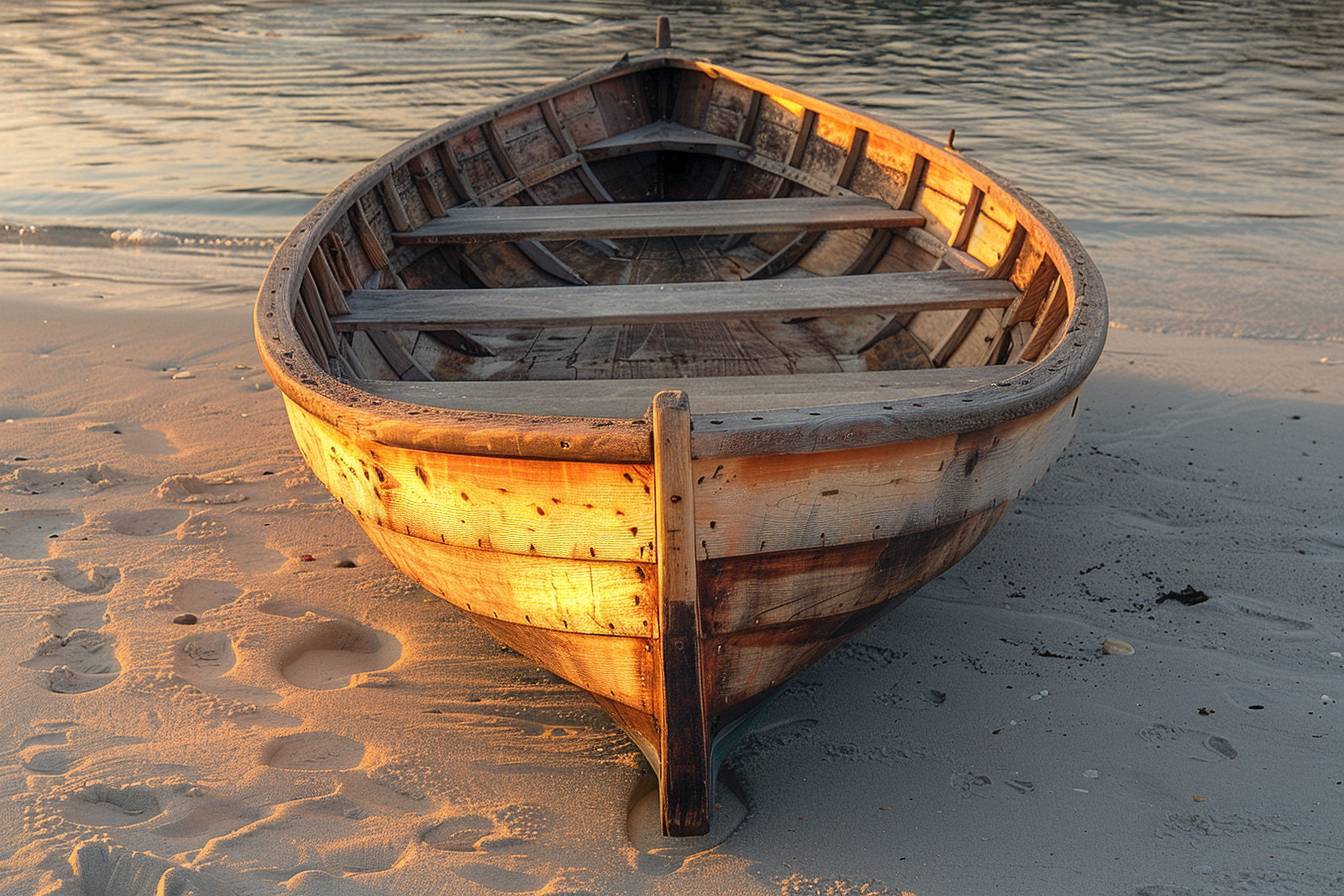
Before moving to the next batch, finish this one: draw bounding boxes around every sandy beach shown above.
[1,242,1340,895]
[3,3,1342,892]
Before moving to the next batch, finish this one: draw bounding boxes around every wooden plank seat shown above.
[391,196,925,245]
[578,120,752,161]
[351,365,1027,419]
[332,269,1017,332]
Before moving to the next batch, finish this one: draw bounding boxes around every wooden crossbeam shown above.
[332,269,1017,332]
[578,120,751,161]
[392,196,925,245]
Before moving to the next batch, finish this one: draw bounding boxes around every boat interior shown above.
[290,55,1073,420]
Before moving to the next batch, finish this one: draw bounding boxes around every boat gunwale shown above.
[254,49,1107,464]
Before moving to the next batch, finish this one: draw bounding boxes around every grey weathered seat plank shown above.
[351,365,1027,419]
[579,120,751,161]
[391,196,925,245]
[333,270,1016,332]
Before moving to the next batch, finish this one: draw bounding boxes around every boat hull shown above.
[257,30,1106,837]
[282,383,1080,834]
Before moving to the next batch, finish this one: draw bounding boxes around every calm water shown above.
[4,1,1342,339]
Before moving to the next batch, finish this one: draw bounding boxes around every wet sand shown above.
[2,246,1342,895]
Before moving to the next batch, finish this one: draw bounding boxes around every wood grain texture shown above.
[692,390,1080,558]
[699,506,1006,634]
[354,366,1025,418]
[335,270,1016,332]
[361,521,655,637]
[703,604,889,710]
[284,396,657,562]
[579,119,750,160]
[394,196,923,245]
[651,390,711,836]
[473,614,656,713]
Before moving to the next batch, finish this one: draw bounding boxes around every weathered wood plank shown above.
[394,196,924,245]
[1015,278,1069,362]
[699,508,1005,634]
[474,615,656,713]
[354,365,1026,419]
[703,607,882,711]
[284,396,657,562]
[540,98,613,203]
[366,330,433,381]
[362,521,655,637]
[335,270,1016,331]
[579,120,751,161]
[651,390,711,837]
[692,391,1079,558]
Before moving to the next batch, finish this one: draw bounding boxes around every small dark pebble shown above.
[299,554,316,562]
[111,429,122,435]
[262,470,274,476]
[14,456,27,461]
[1157,585,1211,606]
[334,559,357,568]
[1198,706,1216,716]
[1248,704,1265,711]
[172,613,198,625]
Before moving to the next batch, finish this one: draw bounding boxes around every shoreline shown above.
[2,245,1341,895]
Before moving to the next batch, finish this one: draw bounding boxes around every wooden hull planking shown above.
[285,385,1079,834]
[256,26,1106,836]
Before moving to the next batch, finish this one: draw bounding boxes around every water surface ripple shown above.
[4,1,1341,339]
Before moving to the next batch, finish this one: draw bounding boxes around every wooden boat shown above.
[254,19,1105,836]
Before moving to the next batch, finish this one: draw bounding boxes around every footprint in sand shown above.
[0,463,122,496]
[41,600,109,635]
[41,560,122,595]
[262,732,365,770]
[421,804,551,855]
[153,474,247,505]
[422,814,495,852]
[20,728,75,776]
[174,632,236,682]
[24,600,120,694]
[104,508,189,537]
[279,619,401,690]
[0,509,83,559]
[66,839,228,896]
[59,783,162,827]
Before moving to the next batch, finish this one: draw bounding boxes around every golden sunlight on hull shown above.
[257,23,1105,835]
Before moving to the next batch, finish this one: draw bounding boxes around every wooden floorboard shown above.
[392,196,925,245]
[334,270,1017,331]
[351,365,1026,419]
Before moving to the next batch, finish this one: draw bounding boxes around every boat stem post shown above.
[651,389,711,837]
[655,15,672,49]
